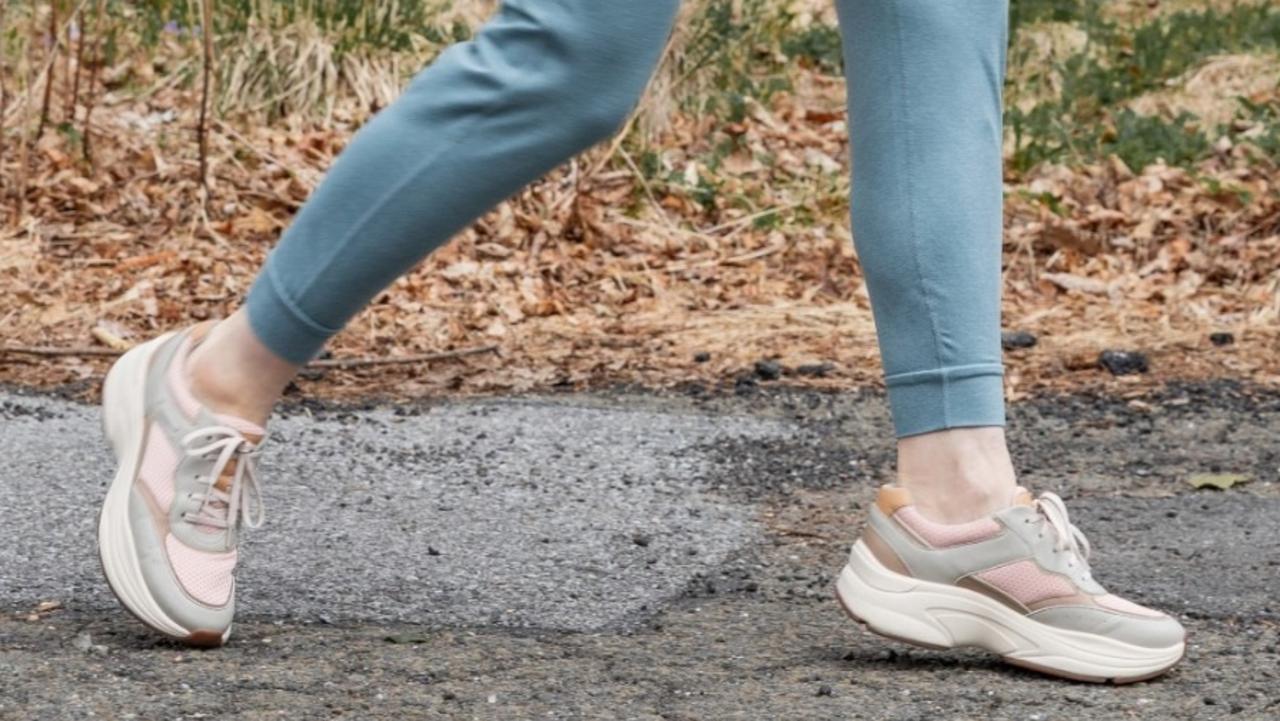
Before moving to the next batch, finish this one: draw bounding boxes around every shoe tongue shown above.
[1011,487,1035,507]
[207,412,264,494]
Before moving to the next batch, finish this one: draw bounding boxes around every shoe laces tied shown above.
[1033,492,1091,565]
[180,426,266,531]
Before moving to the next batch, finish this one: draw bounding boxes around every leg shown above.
[835,0,1014,522]
[833,1,1184,683]
[97,0,680,645]
[189,0,681,425]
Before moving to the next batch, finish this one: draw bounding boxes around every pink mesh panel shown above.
[138,425,180,509]
[167,338,202,420]
[1096,593,1165,618]
[895,507,1001,548]
[165,534,236,606]
[976,560,1077,605]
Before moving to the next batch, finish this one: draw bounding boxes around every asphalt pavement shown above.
[1,383,1277,720]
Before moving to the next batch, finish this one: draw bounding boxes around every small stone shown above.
[1098,350,1149,376]
[816,684,834,697]
[794,363,834,378]
[1001,330,1038,350]
[442,691,457,701]
[693,352,711,363]
[632,534,652,548]
[427,546,441,556]
[1209,332,1234,347]
[734,376,758,395]
[72,632,93,652]
[754,360,783,381]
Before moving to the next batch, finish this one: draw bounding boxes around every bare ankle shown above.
[896,427,1018,524]
[186,311,299,427]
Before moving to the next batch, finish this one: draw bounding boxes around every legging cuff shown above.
[885,364,1005,438]
[245,263,338,365]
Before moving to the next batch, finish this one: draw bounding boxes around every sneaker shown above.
[97,323,266,646]
[835,486,1185,683]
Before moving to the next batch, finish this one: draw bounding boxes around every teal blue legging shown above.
[246,0,1009,438]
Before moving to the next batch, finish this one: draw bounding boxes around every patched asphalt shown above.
[0,393,790,631]
[1,383,1277,720]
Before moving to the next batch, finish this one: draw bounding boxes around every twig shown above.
[0,345,120,357]
[81,0,104,164]
[67,4,85,122]
[15,7,36,224]
[197,0,215,194]
[0,344,501,368]
[703,203,801,236]
[212,118,302,182]
[369,346,504,366]
[770,526,837,542]
[309,345,500,369]
[12,0,90,224]
[1,0,88,122]
[617,145,676,230]
[37,1,57,138]
[663,242,788,273]
[0,0,8,198]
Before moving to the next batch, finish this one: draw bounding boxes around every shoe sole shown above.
[834,540,1184,684]
[97,333,231,647]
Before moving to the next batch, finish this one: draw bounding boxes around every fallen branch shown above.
[309,345,499,369]
[0,344,501,368]
[0,345,119,357]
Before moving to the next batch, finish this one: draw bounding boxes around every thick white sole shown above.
[835,541,1183,683]
[97,334,232,645]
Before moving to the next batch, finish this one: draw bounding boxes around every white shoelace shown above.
[1033,492,1091,567]
[180,426,266,531]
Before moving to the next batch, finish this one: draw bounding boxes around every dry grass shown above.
[1129,52,1280,132]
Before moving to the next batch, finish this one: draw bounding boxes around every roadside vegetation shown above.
[1,1,1276,400]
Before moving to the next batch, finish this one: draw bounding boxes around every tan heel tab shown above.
[187,320,220,345]
[875,485,913,516]
[1011,487,1034,506]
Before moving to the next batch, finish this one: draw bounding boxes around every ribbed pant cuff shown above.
[885,364,1006,438]
[244,265,338,365]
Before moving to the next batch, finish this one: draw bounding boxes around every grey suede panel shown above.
[142,331,236,554]
[1029,606,1184,649]
[128,488,236,630]
[865,506,1030,584]
[863,505,1107,598]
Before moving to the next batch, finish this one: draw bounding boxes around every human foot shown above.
[98,323,267,646]
[835,486,1185,683]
